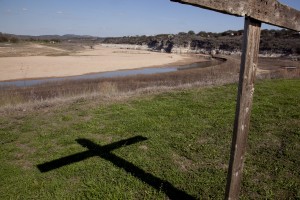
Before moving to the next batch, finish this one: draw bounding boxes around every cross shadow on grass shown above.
[37,136,195,200]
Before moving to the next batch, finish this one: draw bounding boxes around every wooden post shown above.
[170,0,300,199]
[225,17,261,199]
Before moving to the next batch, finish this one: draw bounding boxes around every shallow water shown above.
[0,60,221,87]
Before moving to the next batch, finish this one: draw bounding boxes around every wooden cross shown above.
[171,0,300,199]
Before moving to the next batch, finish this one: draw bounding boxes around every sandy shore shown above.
[0,45,202,81]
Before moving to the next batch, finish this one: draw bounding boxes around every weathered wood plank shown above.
[170,0,300,31]
[225,17,261,199]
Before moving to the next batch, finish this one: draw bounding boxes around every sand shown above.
[0,45,199,81]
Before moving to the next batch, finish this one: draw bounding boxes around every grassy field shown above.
[0,79,299,199]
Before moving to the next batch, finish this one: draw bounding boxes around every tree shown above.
[0,33,9,42]
[10,37,19,43]
[197,31,208,37]
[188,30,195,35]
[178,32,187,36]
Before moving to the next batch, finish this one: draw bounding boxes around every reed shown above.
[0,56,298,109]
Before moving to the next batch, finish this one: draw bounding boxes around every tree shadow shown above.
[37,136,195,200]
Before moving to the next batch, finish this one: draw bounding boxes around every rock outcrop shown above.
[102,29,300,57]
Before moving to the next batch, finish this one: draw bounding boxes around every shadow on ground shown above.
[37,136,195,200]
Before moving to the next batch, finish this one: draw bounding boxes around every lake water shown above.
[0,60,222,87]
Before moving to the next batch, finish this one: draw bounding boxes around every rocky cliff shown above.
[102,29,300,57]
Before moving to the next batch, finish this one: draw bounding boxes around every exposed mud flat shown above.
[0,44,205,81]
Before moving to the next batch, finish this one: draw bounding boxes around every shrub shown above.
[10,37,19,43]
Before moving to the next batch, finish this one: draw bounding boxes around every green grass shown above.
[0,79,299,199]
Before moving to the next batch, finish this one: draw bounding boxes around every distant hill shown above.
[0,32,104,42]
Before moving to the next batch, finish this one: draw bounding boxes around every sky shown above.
[1,0,299,37]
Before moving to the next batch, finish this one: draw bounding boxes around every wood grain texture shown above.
[225,17,261,200]
[170,0,300,31]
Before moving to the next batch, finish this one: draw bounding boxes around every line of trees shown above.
[0,32,63,43]
[26,38,61,43]
[173,29,299,38]
[0,33,19,43]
